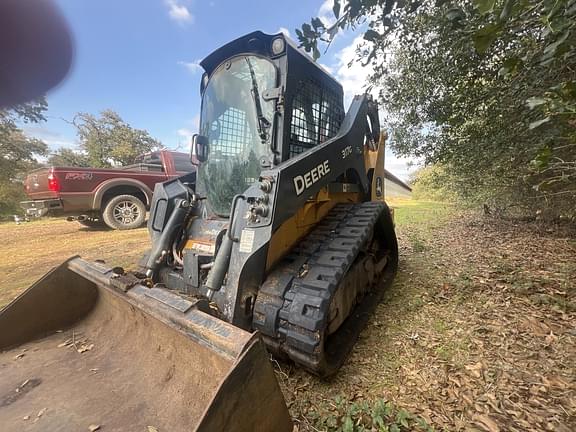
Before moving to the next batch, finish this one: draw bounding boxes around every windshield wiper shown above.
[245,58,271,143]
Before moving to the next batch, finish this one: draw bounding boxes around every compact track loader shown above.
[0,31,398,431]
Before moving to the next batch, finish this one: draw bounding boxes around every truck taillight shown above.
[48,173,60,192]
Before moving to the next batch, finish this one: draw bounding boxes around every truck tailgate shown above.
[24,168,58,200]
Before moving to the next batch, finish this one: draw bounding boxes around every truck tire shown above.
[102,194,146,230]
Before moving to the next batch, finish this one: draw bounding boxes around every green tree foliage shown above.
[299,1,576,218]
[0,99,48,215]
[47,147,90,167]
[410,165,459,202]
[73,110,162,167]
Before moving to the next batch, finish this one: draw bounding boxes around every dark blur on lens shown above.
[0,0,73,108]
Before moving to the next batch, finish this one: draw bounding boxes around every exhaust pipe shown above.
[66,215,89,222]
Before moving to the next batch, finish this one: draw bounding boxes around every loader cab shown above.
[195,31,345,217]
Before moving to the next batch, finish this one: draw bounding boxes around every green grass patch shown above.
[305,395,433,432]
[407,233,428,252]
[389,199,453,229]
[389,200,455,254]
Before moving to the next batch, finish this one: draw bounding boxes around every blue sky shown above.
[24,0,415,179]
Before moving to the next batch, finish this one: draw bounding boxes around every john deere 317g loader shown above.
[0,31,398,431]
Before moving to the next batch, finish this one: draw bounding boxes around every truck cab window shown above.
[173,154,195,172]
[135,152,164,172]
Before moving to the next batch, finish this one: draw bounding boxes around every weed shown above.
[406,296,426,312]
[434,345,453,362]
[304,395,433,432]
[408,233,427,252]
[432,319,448,333]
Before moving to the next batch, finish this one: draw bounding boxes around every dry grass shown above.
[0,218,149,308]
[1,202,574,431]
[281,205,576,432]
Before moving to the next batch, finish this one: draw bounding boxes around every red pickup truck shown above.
[21,150,195,230]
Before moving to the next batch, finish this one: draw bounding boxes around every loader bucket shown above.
[0,257,292,432]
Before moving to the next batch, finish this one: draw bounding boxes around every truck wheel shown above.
[102,194,146,230]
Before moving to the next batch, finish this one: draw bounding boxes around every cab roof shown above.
[199,30,342,90]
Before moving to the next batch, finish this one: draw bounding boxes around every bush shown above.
[410,165,457,202]
[0,181,26,218]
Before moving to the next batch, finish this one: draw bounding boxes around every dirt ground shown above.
[281,202,576,431]
[0,202,574,431]
[0,219,149,308]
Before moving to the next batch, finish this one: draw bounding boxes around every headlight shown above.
[271,37,285,55]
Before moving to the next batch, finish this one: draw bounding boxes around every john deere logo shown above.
[293,161,331,196]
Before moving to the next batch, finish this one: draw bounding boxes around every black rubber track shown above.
[253,201,398,377]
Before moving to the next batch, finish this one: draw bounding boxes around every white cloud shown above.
[330,34,418,179]
[22,125,76,151]
[277,27,291,38]
[176,119,199,152]
[318,0,337,26]
[23,125,61,138]
[177,128,195,137]
[385,150,420,182]
[333,35,375,107]
[165,0,193,24]
[43,138,77,149]
[178,60,202,74]
[332,32,398,105]
[192,113,200,129]
[319,62,335,75]
[176,114,200,140]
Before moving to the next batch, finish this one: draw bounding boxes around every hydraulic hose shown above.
[145,199,191,278]
[204,234,233,299]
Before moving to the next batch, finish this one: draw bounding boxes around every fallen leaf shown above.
[33,408,47,423]
[474,414,500,432]
[58,339,73,348]
[88,424,101,431]
[77,343,95,353]
[465,362,484,378]
[147,427,159,432]
[448,376,461,387]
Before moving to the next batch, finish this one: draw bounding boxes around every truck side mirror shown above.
[191,134,209,164]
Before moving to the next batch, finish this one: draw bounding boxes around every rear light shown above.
[48,172,60,192]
